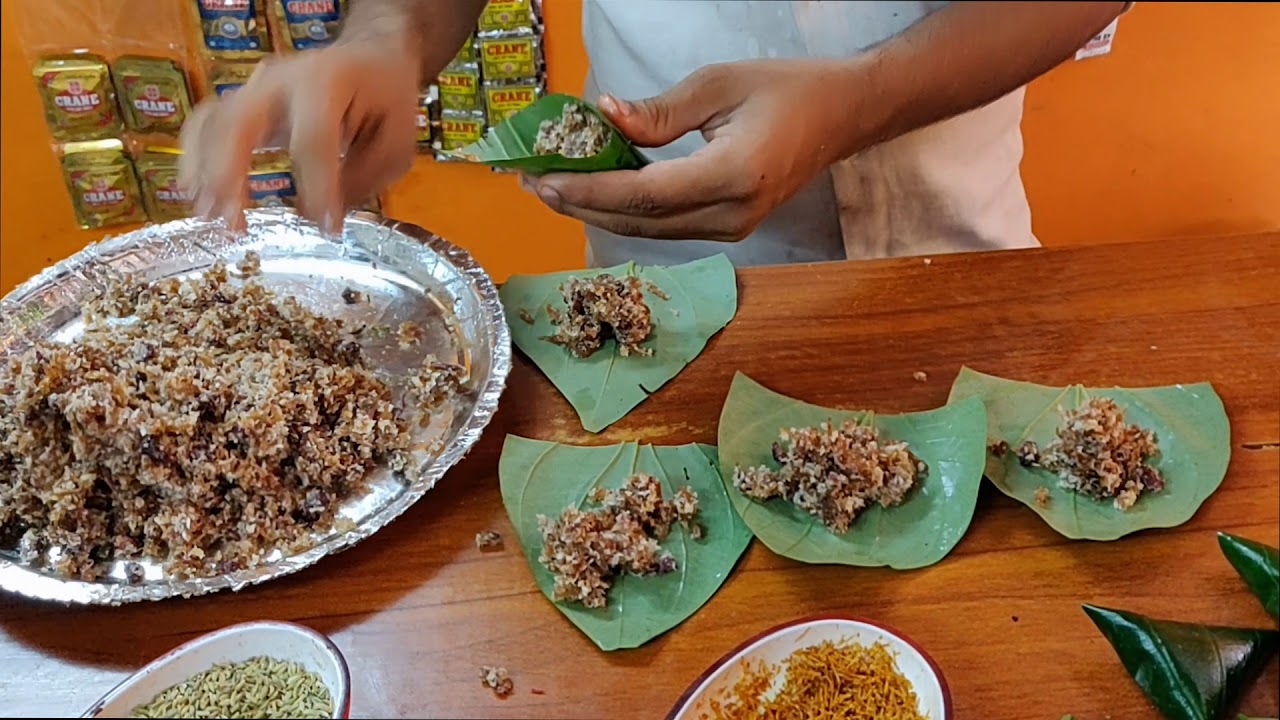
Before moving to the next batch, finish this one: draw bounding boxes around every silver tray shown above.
[0,209,511,605]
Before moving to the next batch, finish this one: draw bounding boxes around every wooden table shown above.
[2,234,1278,719]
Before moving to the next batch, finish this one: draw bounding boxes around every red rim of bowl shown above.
[664,613,953,720]
[81,619,352,719]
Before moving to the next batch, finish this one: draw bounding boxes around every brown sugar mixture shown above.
[546,273,654,359]
[733,421,925,534]
[0,258,424,581]
[479,665,513,698]
[1016,397,1163,510]
[533,103,611,159]
[537,474,700,609]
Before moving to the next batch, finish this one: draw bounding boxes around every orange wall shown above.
[3,2,1278,295]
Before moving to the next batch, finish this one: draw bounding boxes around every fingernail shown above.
[600,94,632,118]
[537,184,562,211]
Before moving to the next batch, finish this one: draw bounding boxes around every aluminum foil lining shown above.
[0,209,511,605]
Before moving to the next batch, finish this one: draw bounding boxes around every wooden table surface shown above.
[2,234,1278,719]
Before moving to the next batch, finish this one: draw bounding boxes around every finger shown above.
[551,199,755,242]
[288,80,348,235]
[180,76,279,231]
[598,64,737,147]
[536,146,740,217]
[338,99,416,209]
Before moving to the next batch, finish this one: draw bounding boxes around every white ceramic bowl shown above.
[667,615,952,720]
[81,620,351,718]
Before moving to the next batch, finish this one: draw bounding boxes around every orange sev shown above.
[704,639,926,720]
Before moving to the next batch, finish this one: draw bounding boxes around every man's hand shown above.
[525,1,1126,243]
[179,0,487,234]
[180,43,419,235]
[523,59,853,242]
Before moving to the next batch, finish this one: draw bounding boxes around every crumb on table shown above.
[480,666,513,698]
[475,530,503,551]
[912,371,928,382]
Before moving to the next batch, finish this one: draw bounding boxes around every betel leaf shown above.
[947,367,1230,541]
[716,372,987,568]
[1219,533,1280,620]
[500,254,737,433]
[498,435,752,651]
[454,93,650,175]
[1083,604,1279,720]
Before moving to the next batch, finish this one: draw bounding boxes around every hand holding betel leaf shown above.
[505,59,873,242]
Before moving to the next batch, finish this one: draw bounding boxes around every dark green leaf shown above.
[498,435,752,651]
[948,367,1230,540]
[499,254,737,433]
[454,93,650,175]
[1219,532,1280,620]
[716,372,987,568]
[1083,604,1279,720]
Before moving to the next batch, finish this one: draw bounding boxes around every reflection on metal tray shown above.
[0,209,511,605]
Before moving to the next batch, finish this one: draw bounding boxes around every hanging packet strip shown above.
[135,148,194,223]
[113,56,193,135]
[60,139,147,229]
[195,0,272,56]
[483,77,543,127]
[32,54,124,142]
[433,110,487,162]
[477,0,542,34]
[274,0,348,51]
[210,61,258,97]
[437,64,483,112]
[248,152,297,207]
[477,30,542,82]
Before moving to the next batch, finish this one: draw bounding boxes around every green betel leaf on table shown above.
[947,366,1230,541]
[716,372,987,568]
[498,435,752,651]
[1083,604,1279,720]
[500,254,737,433]
[1219,532,1280,620]
[454,93,650,175]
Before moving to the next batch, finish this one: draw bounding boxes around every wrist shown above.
[823,52,902,163]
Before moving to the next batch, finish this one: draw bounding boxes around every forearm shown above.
[834,1,1127,159]
[337,0,488,84]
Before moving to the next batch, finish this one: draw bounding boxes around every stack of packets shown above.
[32,0,375,231]
[433,0,546,167]
[33,52,194,229]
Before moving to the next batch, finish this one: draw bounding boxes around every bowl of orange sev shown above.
[666,615,951,720]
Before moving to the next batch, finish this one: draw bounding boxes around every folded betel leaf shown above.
[1082,604,1280,720]
[1219,532,1280,620]
[500,254,737,433]
[498,436,752,651]
[454,93,649,175]
[947,367,1230,541]
[716,372,987,568]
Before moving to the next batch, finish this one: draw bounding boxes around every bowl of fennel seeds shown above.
[81,621,350,719]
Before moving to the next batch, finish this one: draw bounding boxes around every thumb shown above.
[598,68,729,147]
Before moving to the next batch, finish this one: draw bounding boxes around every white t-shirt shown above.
[580,0,1038,267]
